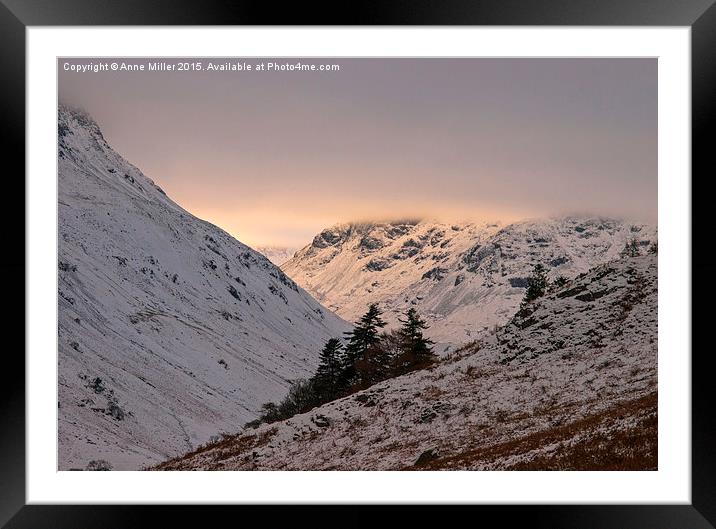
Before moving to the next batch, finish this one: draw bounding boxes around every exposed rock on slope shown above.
[58,106,347,470]
[156,254,657,471]
[282,218,656,348]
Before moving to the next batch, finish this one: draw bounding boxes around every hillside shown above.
[156,253,657,471]
[255,246,299,266]
[282,218,656,349]
[57,106,348,470]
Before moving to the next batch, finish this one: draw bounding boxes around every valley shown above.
[58,106,658,472]
[157,254,658,470]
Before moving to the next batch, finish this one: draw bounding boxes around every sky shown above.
[59,58,657,248]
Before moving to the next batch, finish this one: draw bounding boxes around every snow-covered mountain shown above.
[157,253,657,471]
[57,106,348,470]
[255,246,299,266]
[282,218,656,349]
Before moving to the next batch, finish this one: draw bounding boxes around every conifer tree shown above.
[399,308,434,357]
[394,308,435,373]
[314,338,343,399]
[258,402,280,423]
[521,263,548,308]
[342,303,387,384]
[353,342,393,387]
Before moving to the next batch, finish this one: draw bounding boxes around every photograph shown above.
[56,57,658,472]
[3,0,711,522]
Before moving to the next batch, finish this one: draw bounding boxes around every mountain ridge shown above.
[282,216,656,349]
[58,105,348,470]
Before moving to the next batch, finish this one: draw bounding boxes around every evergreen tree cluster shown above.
[247,303,436,428]
[520,265,571,308]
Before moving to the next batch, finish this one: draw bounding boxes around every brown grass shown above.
[413,392,657,471]
[151,427,277,470]
[152,392,657,472]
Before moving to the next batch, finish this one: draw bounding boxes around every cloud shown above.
[59,58,656,247]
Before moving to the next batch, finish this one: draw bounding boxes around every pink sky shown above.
[59,58,657,248]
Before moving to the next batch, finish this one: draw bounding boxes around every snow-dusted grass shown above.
[419,391,657,471]
[156,254,657,471]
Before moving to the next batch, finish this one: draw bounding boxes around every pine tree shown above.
[278,378,319,417]
[521,263,548,307]
[395,307,435,372]
[314,338,343,400]
[342,303,387,385]
[353,342,392,386]
[258,402,280,423]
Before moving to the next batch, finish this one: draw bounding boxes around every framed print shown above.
[3,0,715,527]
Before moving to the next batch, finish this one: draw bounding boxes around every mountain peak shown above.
[58,107,347,470]
[59,103,105,139]
[307,219,424,251]
[283,216,656,348]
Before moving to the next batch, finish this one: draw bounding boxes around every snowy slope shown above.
[255,246,299,266]
[57,106,348,470]
[157,253,657,471]
[282,218,656,348]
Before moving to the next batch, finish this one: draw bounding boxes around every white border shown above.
[27,27,691,504]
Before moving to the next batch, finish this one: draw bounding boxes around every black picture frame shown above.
[2,1,714,527]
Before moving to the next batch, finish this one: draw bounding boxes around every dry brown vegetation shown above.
[413,391,657,471]
[151,427,277,471]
